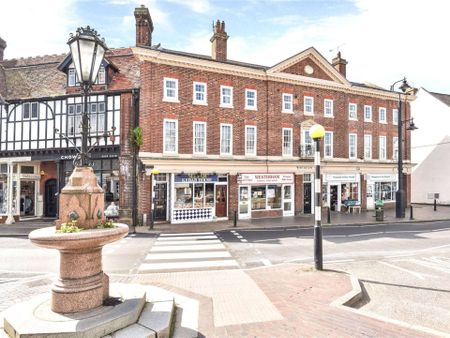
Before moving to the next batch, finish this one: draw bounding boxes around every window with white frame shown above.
[379,107,387,123]
[163,119,178,153]
[245,89,257,110]
[282,93,293,113]
[193,82,207,105]
[364,134,372,159]
[245,125,257,156]
[364,105,372,122]
[220,124,233,155]
[67,101,105,136]
[163,77,179,102]
[393,137,399,161]
[193,122,206,154]
[379,136,387,160]
[68,64,106,87]
[220,86,233,108]
[304,96,314,115]
[324,131,333,158]
[68,68,76,86]
[324,99,333,117]
[22,102,39,120]
[349,133,357,159]
[282,128,293,156]
[348,103,357,120]
[393,108,398,125]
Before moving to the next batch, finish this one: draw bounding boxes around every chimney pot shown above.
[0,37,6,61]
[134,6,154,47]
[332,51,348,78]
[210,19,229,62]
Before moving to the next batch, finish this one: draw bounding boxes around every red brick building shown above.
[133,7,414,224]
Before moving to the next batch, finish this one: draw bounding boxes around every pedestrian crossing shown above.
[138,232,239,273]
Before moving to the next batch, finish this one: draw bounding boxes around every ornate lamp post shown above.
[310,124,325,270]
[390,78,416,218]
[68,26,107,166]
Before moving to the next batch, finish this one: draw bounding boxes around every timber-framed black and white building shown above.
[0,40,139,224]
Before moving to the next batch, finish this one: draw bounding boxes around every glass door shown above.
[239,186,250,219]
[282,184,294,216]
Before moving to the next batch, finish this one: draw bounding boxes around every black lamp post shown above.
[67,26,107,167]
[310,124,325,270]
[390,78,416,218]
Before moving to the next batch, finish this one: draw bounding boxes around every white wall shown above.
[411,88,450,204]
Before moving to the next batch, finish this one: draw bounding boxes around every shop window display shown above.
[267,185,282,209]
[175,182,215,209]
[251,186,266,210]
[341,183,359,202]
[175,183,193,209]
[375,182,397,201]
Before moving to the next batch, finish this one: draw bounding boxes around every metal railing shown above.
[300,144,315,158]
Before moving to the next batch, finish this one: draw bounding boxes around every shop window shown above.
[375,182,397,201]
[0,181,5,214]
[175,183,193,209]
[205,183,215,207]
[341,182,359,202]
[251,186,266,210]
[267,185,282,209]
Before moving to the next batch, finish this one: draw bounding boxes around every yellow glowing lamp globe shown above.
[151,169,161,175]
[310,124,325,140]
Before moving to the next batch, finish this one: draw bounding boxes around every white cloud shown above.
[0,0,78,59]
[166,0,212,14]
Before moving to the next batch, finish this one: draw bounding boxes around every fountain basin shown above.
[29,223,129,314]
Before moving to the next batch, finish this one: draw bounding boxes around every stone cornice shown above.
[133,47,415,102]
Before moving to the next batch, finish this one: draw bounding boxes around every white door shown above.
[282,184,294,216]
[238,185,251,219]
[366,182,375,210]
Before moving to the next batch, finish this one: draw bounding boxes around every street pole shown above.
[314,138,323,270]
[81,85,90,167]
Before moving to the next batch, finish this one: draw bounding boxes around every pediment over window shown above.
[268,47,350,86]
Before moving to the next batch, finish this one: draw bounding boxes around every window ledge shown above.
[163,98,180,103]
[193,101,208,106]
[245,106,257,111]
[282,110,294,114]
[220,104,234,109]
[324,114,334,118]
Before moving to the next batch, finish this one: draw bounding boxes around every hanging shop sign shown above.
[237,173,294,185]
[175,173,218,183]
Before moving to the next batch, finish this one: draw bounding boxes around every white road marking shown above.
[153,239,221,246]
[160,232,214,237]
[378,261,435,280]
[150,244,226,252]
[145,251,232,260]
[139,260,238,271]
[157,235,217,241]
[348,232,384,237]
[326,259,355,264]
[261,259,272,266]
[241,239,248,242]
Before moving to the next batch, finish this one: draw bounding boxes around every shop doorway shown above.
[303,183,312,213]
[239,186,250,219]
[44,179,58,217]
[154,183,167,221]
[215,185,227,218]
[330,185,339,211]
[20,180,35,216]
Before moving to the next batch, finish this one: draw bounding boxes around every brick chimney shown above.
[210,20,228,62]
[0,37,6,61]
[332,51,348,77]
[134,5,153,46]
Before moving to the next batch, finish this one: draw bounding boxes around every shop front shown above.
[366,173,397,210]
[0,160,42,223]
[171,173,228,223]
[323,173,360,212]
[237,173,294,219]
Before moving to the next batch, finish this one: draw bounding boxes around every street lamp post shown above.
[311,124,325,270]
[390,78,415,218]
[67,26,107,167]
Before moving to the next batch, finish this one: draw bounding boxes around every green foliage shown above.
[132,126,143,148]
[96,220,115,229]
[57,220,82,233]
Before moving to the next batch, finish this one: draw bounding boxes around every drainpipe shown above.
[131,89,140,233]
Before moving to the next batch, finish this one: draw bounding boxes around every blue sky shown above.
[1,0,450,93]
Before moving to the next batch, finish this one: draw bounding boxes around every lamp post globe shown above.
[67,26,107,167]
[310,124,325,140]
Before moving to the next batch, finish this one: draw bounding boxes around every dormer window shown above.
[67,64,107,87]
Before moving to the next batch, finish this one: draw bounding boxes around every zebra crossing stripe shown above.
[153,239,221,246]
[159,232,214,237]
[145,251,232,260]
[139,259,238,271]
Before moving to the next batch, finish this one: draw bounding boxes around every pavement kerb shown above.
[137,217,450,235]
[331,274,363,308]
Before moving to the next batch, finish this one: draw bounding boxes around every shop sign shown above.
[366,174,397,182]
[324,174,358,182]
[238,173,294,185]
[175,173,218,183]
[20,174,40,180]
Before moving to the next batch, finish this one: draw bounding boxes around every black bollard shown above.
[149,210,154,230]
[233,210,237,227]
[410,205,414,220]
[434,199,437,211]
[327,206,331,224]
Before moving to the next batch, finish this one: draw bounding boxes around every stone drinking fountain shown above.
[29,166,129,313]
